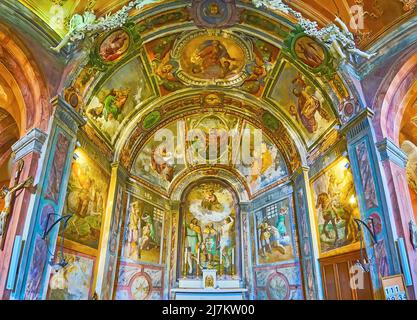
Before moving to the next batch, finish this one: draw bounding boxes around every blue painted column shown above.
[342,109,401,299]
[292,167,322,300]
[11,96,86,300]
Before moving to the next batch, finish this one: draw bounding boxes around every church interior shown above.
[0,0,417,301]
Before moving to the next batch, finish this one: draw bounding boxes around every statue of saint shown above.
[202,223,218,267]
[185,218,203,274]
[220,216,234,252]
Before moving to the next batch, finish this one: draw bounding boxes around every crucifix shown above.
[0,160,34,250]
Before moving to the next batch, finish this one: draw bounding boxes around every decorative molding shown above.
[51,95,87,133]
[51,0,373,64]
[11,128,48,161]
[376,137,408,168]
[290,165,309,182]
[339,107,374,141]
[114,161,129,183]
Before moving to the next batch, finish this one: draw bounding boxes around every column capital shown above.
[170,200,181,211]
[376,137,408,168]
[111,161,129,183]
[339,107,374,140]
[51,95,86,132]
[11,128,47,161]
[290,166,309,182]
[239,202,251,212]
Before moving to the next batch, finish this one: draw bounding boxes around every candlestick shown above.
[184,248,188,277]
[196,248,200,277]
[231,248,235,276]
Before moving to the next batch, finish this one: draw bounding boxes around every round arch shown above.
[0,25,52,134]
[170,167,251,202]
[372,47,417,144]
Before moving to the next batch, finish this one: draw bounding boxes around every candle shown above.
[232,249,234,265]
[197,247,200,263]
[185,248,188,266]
[220,248,222,265]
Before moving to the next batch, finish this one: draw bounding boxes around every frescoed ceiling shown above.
[287,0,417,48]
[16,0,417,48]
[8,0,395,185]
[17,0,162,37]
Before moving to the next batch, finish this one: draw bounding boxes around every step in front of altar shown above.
[171,288,247,300]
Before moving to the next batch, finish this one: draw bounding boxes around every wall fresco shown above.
[47,249,95,300]
[121,194,165,265]
[311,158,360,256]
[63,149,110,249]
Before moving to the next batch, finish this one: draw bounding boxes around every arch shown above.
[373,47,417,144]
[116,89,305,173]
[0,24,52,134]
[0,107,18,182]
[170,167,251,202]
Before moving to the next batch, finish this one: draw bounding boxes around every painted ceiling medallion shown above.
[171,30,253,87]
[98,29,130,63]
[189,0,242,29]
[293,35,327,69]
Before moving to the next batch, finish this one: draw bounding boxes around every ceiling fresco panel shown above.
[268,60,336,147]
[85,57,154,142]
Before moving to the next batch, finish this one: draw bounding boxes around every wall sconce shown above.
[354,218,377,273]
[42,213,72,270]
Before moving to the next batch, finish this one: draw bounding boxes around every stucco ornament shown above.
[51,0,161,53]
[52,0,376,62]
[253,0,377,61]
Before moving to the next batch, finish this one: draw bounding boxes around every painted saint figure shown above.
[290,74,330,134]
[220,216,234,252]
[138,211,155,251]
[103,88,130,121]
[258,221,272,257]
[191,40,237,78]
[276,207,288,237]
[201,189,221,211]
[202,223,218,267]
[185,218,203,274]
[127,202,141,259]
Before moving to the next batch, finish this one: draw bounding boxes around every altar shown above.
[172,269,246,300]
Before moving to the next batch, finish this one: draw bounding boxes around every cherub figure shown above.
[51,11,97,53]
[51,0,162,53]
[320,17,377,61]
